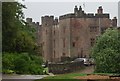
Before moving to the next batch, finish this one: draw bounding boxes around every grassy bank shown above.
[35,73,87,81]
[44,73,87,79]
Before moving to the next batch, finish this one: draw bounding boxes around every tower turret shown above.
[79,6,82,11]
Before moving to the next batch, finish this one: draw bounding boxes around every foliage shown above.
[2,2,38,55]
[2,52,43,74]
[91,28,120,73]
[2,2,43,74]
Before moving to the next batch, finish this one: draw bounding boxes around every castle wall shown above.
[52,24,60,62]
[40,6,116,63]
[41,16,54,62]
[69,17,111,58]
[59,18,71,60]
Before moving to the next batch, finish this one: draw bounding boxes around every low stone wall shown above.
[48,61,84,74]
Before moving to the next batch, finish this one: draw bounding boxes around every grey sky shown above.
[22,2,119,26]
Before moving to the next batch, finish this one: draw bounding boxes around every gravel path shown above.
[2,75,48,81]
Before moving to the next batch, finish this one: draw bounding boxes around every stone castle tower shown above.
[39,6,117,63]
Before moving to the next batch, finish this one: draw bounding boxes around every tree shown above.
[91,28,120,73]
[2,2,43,74]
[2,2,26,52]
[2,2,38,55]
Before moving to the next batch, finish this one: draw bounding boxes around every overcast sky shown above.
[21,1,119,26]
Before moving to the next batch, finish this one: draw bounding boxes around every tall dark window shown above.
[63,53,65,56]
[54,30,55,35]
[90,38,95,46]
[72,42,76,47]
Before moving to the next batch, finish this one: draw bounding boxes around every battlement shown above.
[41,15,54,21]
[59,13,109,20]
[41,15,54,25]
[41,15,59,26]
[95,13,109,18]
[59,6,110,20]
[86,13,94,18]
[26,18,32,23]
[59,13,75,20]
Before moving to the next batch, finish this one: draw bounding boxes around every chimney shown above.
[112,17,117,27]
[97,6,103,14]
[74,5,78,14]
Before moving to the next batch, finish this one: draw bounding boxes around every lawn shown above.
[35,73,87,81]
[44,73,87,79]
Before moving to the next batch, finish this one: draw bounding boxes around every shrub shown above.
[2,52,44,74]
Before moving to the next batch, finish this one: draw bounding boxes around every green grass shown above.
[35,73,87,81]
[44,73,87,79]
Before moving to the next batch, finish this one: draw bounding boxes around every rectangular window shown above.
[72,42,75,47]
[54,30,55,35]
[63,53,65,56]
[90,26,97,32]
[90,38,95,46]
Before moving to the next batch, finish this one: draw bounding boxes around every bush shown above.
[2,52,44,74]
[91,28,120,73]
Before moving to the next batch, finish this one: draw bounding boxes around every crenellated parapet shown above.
[41,15,54,26]
[26,18,40,28]
[41,15,59,26]
[59,6,110,20]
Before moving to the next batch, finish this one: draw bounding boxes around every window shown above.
[90,38,95,46]
[90,26,97,32]
[54,30,55,35]
[72,42,76,47]
[63,53,65,56]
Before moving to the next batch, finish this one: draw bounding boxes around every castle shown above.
[26,6,117,63]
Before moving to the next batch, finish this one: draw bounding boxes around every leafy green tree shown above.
[92,28,120,73]
[2,2,43,74]
[2,2,39,55]
[2,2,25,52]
